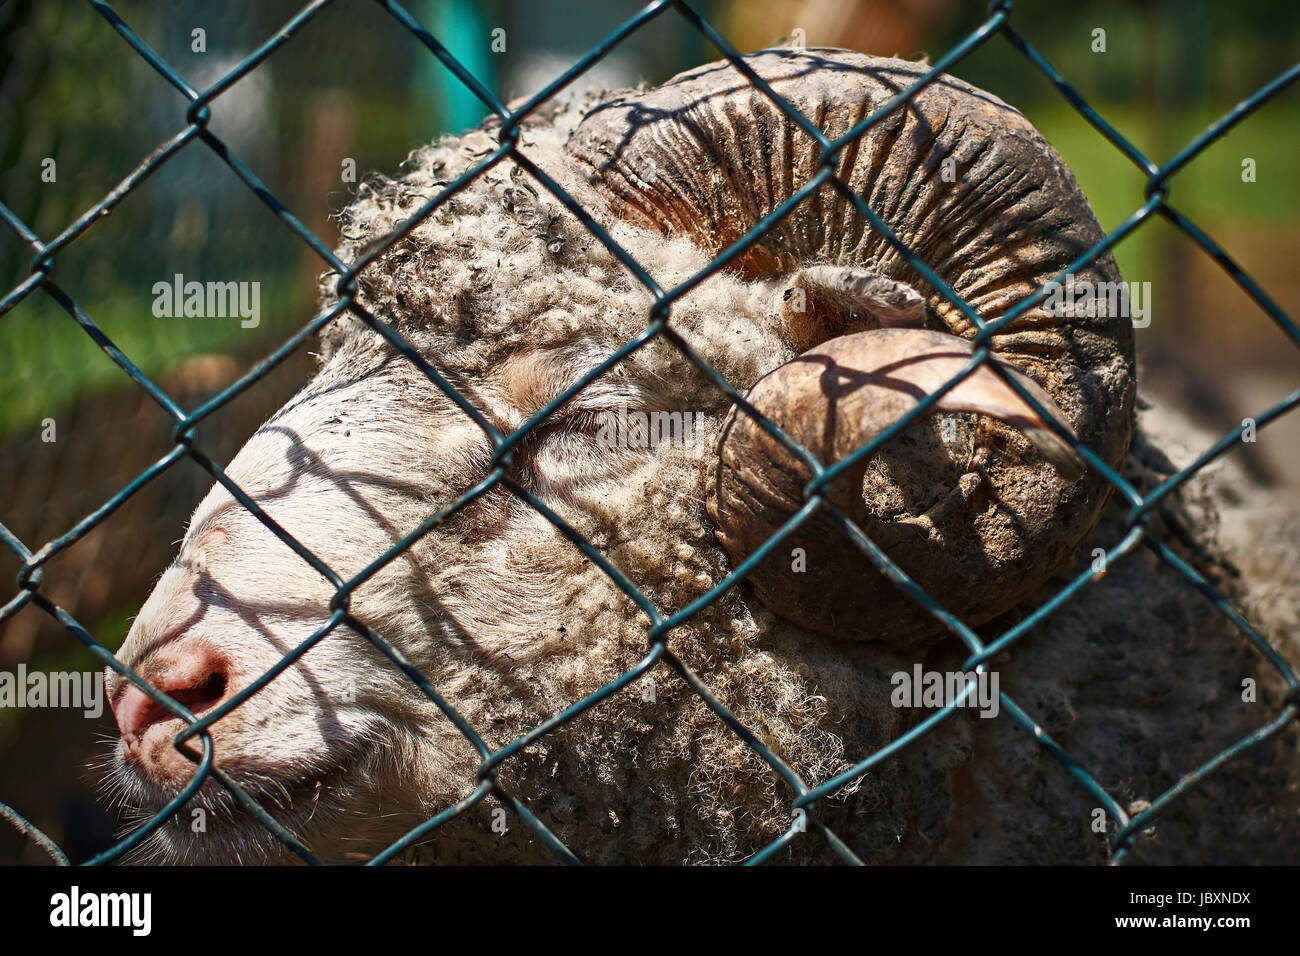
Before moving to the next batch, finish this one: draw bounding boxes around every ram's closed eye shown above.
[530,409,608,436]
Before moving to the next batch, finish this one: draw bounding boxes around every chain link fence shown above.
[2,0,1299,866]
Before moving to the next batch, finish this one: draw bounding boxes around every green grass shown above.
[0,280,309,438]
[1030,102,1300,285]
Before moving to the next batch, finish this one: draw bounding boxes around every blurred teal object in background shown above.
[419,0,498,135]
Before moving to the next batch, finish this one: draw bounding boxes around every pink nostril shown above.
[110,647,230,752]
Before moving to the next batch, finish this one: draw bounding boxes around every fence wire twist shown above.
[2,0,1299,866]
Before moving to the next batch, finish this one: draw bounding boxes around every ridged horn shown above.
[566,49,1135,643]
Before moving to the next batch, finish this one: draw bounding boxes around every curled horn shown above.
[566,49,1135,643]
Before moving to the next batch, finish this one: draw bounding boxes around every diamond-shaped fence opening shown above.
[1,0,1298,866]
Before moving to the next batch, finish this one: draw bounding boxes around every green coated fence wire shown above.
[1,0,1298,866]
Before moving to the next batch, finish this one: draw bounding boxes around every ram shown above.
[103,49,1299,864]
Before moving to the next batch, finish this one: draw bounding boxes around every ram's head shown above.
[104,50,1134,864]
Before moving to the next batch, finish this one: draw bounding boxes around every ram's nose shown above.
[110,645,231,760]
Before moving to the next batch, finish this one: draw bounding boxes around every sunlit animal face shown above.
[102,151,802,862]
[101,49,1134,864]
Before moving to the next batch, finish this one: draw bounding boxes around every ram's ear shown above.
[780,265,929,352]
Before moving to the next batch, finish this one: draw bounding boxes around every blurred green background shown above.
[0,0,1297,862]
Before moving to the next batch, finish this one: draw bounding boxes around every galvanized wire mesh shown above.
[2,0,1299,866]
